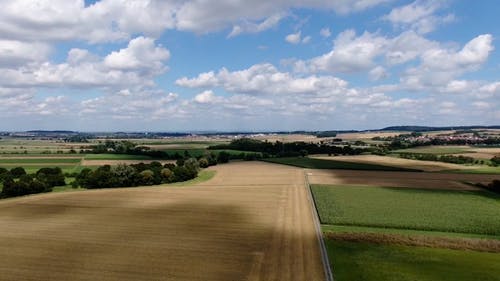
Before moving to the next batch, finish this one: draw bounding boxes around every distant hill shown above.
[380,126,500,132]
[26,130,76,134]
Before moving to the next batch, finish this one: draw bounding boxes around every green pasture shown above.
[0,158,81,164]
[327,240,500,281]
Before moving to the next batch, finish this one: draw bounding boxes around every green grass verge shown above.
[326,239,500,281]
[322,225,500,240]
[166,170,216,186]
[311,185,500,235]
[263,157,421,171]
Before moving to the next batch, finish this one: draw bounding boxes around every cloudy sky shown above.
[0,0,499,131]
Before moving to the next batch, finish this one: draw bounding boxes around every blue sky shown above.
[0,0,498,131]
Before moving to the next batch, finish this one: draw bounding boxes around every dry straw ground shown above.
[0,162,324,281]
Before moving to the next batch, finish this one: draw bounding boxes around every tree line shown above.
[73,158,203,189]
[0,151,230,199]
[208,138,368,157]
[0,167,65,198]
[399,153,476,165]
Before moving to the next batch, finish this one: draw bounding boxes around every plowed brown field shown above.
[307,169,498,190]
[0,162,325,281]
[311,155,475,172]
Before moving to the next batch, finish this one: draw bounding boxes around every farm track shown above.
[0,162,325,281]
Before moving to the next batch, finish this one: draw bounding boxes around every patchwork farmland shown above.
[1,133,500,280]
[307,167,500,281]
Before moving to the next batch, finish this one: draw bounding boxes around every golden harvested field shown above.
[306,169,498,190]
[462,147,500,159]
[335,131,403,140]
[311,155,475,172]
[0,162,325,281]
[254,134,319,143]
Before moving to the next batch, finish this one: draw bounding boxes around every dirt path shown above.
[0,162,325,281]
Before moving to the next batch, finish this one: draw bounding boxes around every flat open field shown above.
[0,162,325,281]
[458,147,500,159]
[253,134,319,143]
[393,145,500,160]
[311,185,500,235]
[307,169,497,190]
[336,131,404,140]
[311,155,474,172]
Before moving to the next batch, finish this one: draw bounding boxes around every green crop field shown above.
[312,185,500,235]
[0,154,82,158]
[326,240,500,281]
[0,158,81,164]
[264,157,420,171]
[83,154,153,160]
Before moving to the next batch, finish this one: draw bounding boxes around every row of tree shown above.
[399,153,476,165]
[73,159,202,189]
[208,138,368,157]
[0,151,229,199]
[491,156,500,166]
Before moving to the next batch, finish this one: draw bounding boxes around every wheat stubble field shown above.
[0,162,324,281]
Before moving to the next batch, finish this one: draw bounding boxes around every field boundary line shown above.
[304,170,334,281]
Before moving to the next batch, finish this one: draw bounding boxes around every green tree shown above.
[10,167,26,178]
[139,169,155,185]
[198,157,209,168]
[217,151,230,164]
[160,168,174,183]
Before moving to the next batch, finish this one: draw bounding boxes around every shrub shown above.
[491,156,500,165]
[487,180,500,194]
